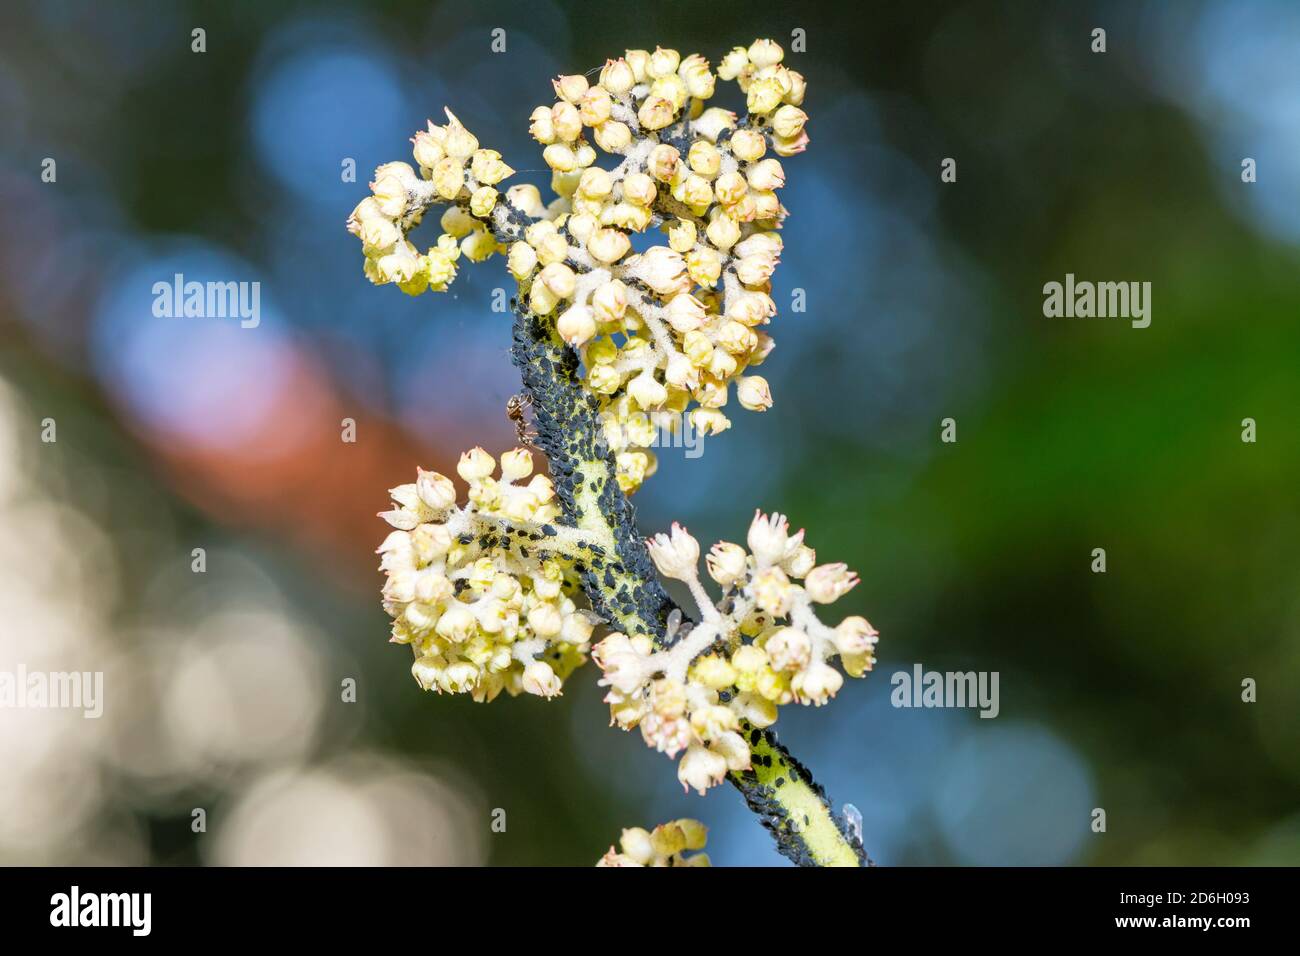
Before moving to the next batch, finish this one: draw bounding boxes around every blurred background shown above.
[1,0,1297,866]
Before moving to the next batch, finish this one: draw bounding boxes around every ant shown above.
[506,391,538,448]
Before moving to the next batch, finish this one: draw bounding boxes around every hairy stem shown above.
[510,305,868,867]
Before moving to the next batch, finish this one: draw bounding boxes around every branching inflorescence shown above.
[358,39,877,867]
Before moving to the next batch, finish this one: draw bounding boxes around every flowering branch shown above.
[357,38,874,866]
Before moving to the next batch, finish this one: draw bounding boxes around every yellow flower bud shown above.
[622,171,657,207]
[469,186,497,217]
[736,374,773,411]
[730,128,767,162]
[593,120,632,152]
[553,73,588,104]
[599,57,635,94]
[648,144,680,182]
[430,156,464,200]
[638,95,676,131]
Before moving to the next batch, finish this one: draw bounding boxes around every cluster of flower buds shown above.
[346,110,513,295]
[593,512,877,794]
[378,448,600,702]
[596,818,710,867]
[349,40,809,494]
[499,39,807,492]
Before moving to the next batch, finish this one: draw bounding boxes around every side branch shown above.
[510,305,868,867]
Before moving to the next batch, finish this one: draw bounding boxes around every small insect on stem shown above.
[506,391,538,447]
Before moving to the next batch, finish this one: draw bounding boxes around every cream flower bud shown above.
[748,39,784,68]
[678,743,727,795]
[552,100,583,142]
[705,214,741,251]
[529,105,556,144]
[430,157,464,199]
[678,174,714,208]
[527,602,564,639]
[747,77,784,114]
[804,563,860,603]
[736,253,778,285]
[693,109,736,144]
[507,241,538,279]
[371,173,408,219]
[629,247,689,296]
[683,251,719,293]
[593,633,653,694]
[562,611,597,646]
[717,47,749,81]
[717,320,757,355]
[680,54,716,99]
[667,219,697,252]
[416,468,456,510]
[625,49,650,82]
[638,95,676,131]
[412,656,442,691]
[748,510,791,568]
[833,616,880,656]
[553,73,589,103]
[727,290,776,325]
[734,232,782,258]
[507,183,546,217]
[557,303,597,346]
[621,172,657,207]
[646,522,700,581]
[588,227,631,263]
[579,85,613,125]
[534,231,570,265]
[691,654,737,691]
[792,660,843,706]
[441,111,478,159]
[628,370,668,409]
[499,448,534,481]
[592,279,628,323]
[435,602,477,643]
[730,690,778,728]
[538,262,577,299]
[647,144,680,182]
[522,660,563,698]
[785,69,807,105]
[783,543,817,579]
[600,57,636,94]
[593,120,632,152]
[470,149,514,185]
[713,170,748,206]
[688,141,722,177]
[736,375,773,411]
[665,353,699,389]
[772,104,808,139]
[652,74,689,111]
[712,731,752,771]
[542,143,577,171]
[457,447,496,482]
[577,166,613,199]
[773,130,809,157]
[706,542,748,586]
[588,364,622,394]
[765,627,811,671]
[411,522,453,563]
[730,128,767,162]
[648,46,681,78]
[469,186,497,217]
[412,130,445,169]
[620,827,655,864]
[665,293,706,332]
[747,158,786,191]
